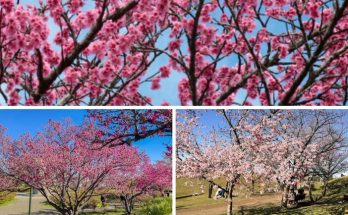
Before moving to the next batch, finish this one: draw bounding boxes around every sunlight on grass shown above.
[177,176,348,215]
[0,192,16,207]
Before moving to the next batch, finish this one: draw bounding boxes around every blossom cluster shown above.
[177,110,342,188]
[0,0,347,105]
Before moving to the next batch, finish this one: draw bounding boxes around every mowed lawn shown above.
[176,177,348,215]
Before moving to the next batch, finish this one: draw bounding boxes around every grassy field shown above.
[176,177,348,215]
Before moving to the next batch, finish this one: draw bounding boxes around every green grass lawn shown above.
[177,177,229,211]
[177,176,348,215]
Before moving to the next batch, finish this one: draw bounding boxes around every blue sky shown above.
[0,109,170,163]
[178,109,228,127]
[178,109,348,134]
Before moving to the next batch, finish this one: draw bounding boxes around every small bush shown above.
[138,197,172,215]
[0,192,15,205]
[82,196,103,209]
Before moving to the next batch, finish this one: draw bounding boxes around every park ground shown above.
[0,193,171,215]
[176,176,348,215]
[0,193,58,215]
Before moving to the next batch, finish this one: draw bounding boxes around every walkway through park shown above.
[0,193,59,215]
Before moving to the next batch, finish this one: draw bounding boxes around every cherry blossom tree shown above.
[106,154,172,214]
[177,110,285,214]
[309,148,348,201]
[252,111,346,206]
[177,109,348,214]
[88,109,172,146]
[0,120,140,215]
[151,160,173,195]
[1,0,348,105]
[0,126,21,197]
[307,119,348,201]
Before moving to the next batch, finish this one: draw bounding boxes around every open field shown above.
[176,177,348,215]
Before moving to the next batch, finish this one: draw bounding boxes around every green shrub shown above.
[0,192,15,205]
[138,197,172,215]
[82,196,103,209]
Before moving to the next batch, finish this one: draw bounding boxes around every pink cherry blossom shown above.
[105,154,172,214]
[0,120,147,215]
[0,0,347,105]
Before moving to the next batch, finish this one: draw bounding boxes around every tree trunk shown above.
[225,181,230,199]
[322,180,328,197]
[72,204,81,215]
[308,177,314,202]
[281,185,289,207]
[56,208,71,215]
[208,183,213,198]
[226,182,234,215]
[123,197,132,214]
[130,198,134,211]
[251,179,255,194]
[72,208,80,215]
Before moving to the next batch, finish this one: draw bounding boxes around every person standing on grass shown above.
[101,194,106,207]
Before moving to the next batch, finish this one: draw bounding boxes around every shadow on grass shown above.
[229,199,348,215]
[177,193,204,200]
[240,207,281,215]
[80,212,108,215]
[236,181,348,215]
[176,204,196,210]
[80,210,127,215]
[14,210,60,215]
[232,204,284,215]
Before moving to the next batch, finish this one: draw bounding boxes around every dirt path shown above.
[177,194,282,215]
[0,193,59,215]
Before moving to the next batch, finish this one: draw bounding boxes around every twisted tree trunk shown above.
[121,195,135,215]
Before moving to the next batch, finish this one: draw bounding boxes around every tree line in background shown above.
[0,110,172,215]
[177,109,348,215]
[0,0,347,105]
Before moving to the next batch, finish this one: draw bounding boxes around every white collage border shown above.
[1,105,348,215]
